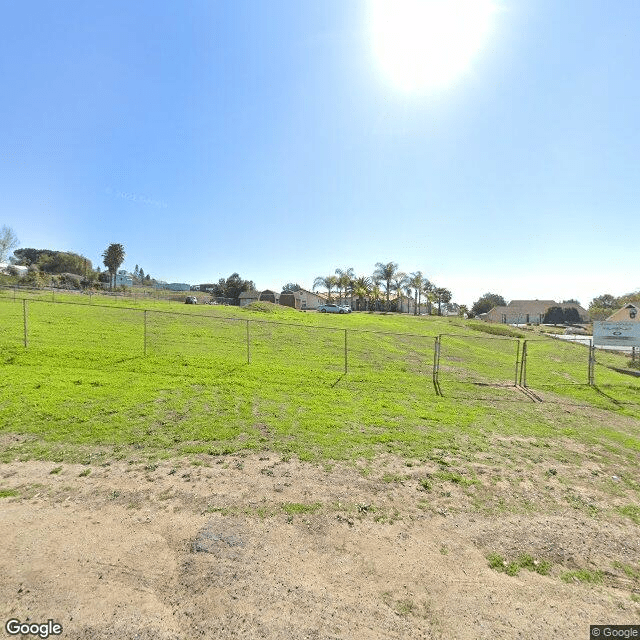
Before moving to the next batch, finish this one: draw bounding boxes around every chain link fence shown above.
[3,295,639,399]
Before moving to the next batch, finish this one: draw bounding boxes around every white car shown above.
[318,303,351,314]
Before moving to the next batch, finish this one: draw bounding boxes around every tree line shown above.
[310,263,454,315]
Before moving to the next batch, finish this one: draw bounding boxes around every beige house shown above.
[481,300,588,324]
[293,288,327,310]
[607,303,639,322]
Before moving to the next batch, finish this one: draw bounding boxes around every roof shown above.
[239,290,260,299]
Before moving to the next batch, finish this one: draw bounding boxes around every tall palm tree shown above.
[422,279,434,315]
[373,261,398,309]
[102,243,125,290]
[370,284,383,311]
[353,275,372,311]
[313,275,338,302]
[335,267,355,306]
[409,271,424,315]
[392,272,408,312]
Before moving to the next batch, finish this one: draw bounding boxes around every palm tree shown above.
[409,271,424,315]
[372,261,398,309]
[335,267,355,306]
[370,283,383,311]
[313,275,338,302]
[353,275,372,311]
[422,279,434,315]
[392,272,408,312]
[102,243,125,290]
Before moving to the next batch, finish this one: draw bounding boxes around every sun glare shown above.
[369,0,497,93]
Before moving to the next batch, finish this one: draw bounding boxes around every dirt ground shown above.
[1,451,639,639]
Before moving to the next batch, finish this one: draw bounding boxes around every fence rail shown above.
[2,295,638,398]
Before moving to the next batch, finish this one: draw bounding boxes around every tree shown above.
[0,226,19,263]
[282,283,302,293]
[471,293,507,317]
[335,267,355,305]
[562,299,580,305]
[392,272,408,312]
[589,294,618,309]
[353,275,372,311]
[370,283,383,311]
[433,287,452,315]
[212,273,255,299]
[543,306,581,324]
[409,271,425,315]
[138,268,145,282]
[313,275,338,302]
[373,262,399,308]
[102,243,125,290]
[588,293,619,320]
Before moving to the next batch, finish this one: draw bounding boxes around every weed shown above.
[617,505,640,524]
[561,569,603,584]
[281,502,322,515]
[435,471,478,487]
[0,488,19,498]
[418,477,432,492]
[49,466,62,474]
[78,468,91,477]
[488,552,551,577]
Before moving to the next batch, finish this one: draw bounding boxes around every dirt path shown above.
[1,454,638,639]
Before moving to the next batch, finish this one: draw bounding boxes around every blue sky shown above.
[1,0,638,307]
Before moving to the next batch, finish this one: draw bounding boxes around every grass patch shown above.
[281,502,322,515]
[560,569,604,584]
[0,488,19,498]
[487,552,551,577]
[617,505,640,524]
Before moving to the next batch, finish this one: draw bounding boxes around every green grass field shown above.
[1,290,639,465]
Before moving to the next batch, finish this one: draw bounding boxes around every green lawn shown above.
[1,291,639,464]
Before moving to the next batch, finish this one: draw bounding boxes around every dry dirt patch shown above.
[1,454,638,639]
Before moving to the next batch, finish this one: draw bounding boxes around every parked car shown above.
[318,303,350,314]
[185,296,198,304]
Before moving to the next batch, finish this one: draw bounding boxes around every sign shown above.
[593,321,640,347]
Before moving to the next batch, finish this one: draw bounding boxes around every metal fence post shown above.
[514,339,521,386]
[588,342,595,386]
[344,329,348,374]
[23,299,28,348]
[143,310,147,356]
[432,335,441,395]
[246,319,251,364]
[519,340,527,387]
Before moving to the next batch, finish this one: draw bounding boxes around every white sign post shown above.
[593,321,640,347]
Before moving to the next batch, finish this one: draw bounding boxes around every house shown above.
[607,303,640,322]
[0,262,28,277]
[239,290,260,307]
[292,288,327,310]
[481,300,588,324]
[114,270,133,287]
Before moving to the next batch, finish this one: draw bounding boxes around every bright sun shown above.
[369,0,497,93]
